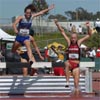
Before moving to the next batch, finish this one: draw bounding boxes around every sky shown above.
[0,0,100,19]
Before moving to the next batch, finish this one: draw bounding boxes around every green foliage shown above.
[83,33,100,48]
[48,14,67,21]
[4,29,100,48]
[34,32,100,48]
[34,32,68,48]
[5,29,15,36]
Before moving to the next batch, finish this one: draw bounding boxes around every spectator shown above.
[0,51,5,62]
[48,45,58,62]
[88,47,96,61]
[94,18,100,32]
[78,25,83,34]
[69,23,72,32]
[71,25,77,33]
[96,45,100,57]
[56,45,65,62]
[80,48,87,57]
[44,47,49,62]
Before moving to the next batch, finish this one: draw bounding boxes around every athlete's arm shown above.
[78,22,93,46]
[12,16,23,34]
[32,4,54,17]
[54,19,70,46]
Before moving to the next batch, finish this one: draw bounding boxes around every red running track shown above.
[0,96,99,100]
[0,93,99,100]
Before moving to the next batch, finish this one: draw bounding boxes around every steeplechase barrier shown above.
[0,62,95,94]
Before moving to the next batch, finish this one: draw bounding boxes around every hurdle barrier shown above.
[0,62,95,94]
[0,61,95,68]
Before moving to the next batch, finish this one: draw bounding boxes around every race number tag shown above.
[69,53,79,59]
[19,29,29,36]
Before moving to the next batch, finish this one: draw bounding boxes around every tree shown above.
[48,14,55,19]
[93,11,100,20]
[48,14,67,21]
[30,0,49,16]
[75,7,94,20]
[65,11,76,20]
[65,7,99,21]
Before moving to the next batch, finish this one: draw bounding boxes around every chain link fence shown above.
[36,38,67,49]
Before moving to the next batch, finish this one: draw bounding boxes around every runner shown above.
[16,46,35,76]
[12,4,54,64]
[54,19,93,94]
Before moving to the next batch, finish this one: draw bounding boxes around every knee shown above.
[23,67,27,71]
[21,58,27,62]
[30,38,34,42]
[73,68,80,77]
[74,68,80,73]
[65,61,70,66]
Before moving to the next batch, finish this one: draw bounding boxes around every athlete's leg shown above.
[31,55,36,62]
[65,61,71,87]
[24,40,33,62]
[72,67,80,89]
[21,58,28,76]
[30,35,34,46]
[12,41,21,52]
[24,40,37,75]
[29,36,37,60]
[30,55,38,76]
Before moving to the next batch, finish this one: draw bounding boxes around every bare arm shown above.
[51,47,58,55]
[32,4,54,17]
[30,36,44,60]
[78,22,93,46]
[54,19,70,46]
[12,16,23,34]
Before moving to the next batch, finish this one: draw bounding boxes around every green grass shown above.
[34,32,68,48]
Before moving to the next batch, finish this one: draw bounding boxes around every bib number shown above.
[69,53,79,59]
[19,29,29,36]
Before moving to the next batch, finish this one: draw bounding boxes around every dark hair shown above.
[24,4,36,13]
[24,6,31,13]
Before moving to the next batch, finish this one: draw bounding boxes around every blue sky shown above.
[0,0,100,18]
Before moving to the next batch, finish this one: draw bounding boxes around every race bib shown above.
[69,53,79,59]
[19,29,29,36]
